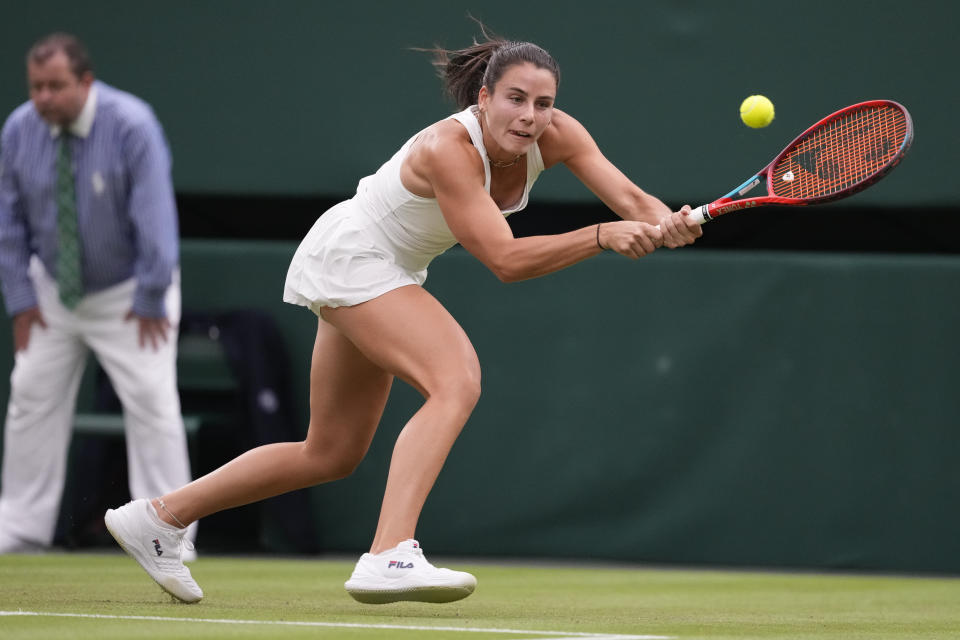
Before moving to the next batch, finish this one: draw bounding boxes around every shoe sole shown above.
[104,508,202,604]
[346,584,475,604]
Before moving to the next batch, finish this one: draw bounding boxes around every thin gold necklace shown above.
[487,153,523,169]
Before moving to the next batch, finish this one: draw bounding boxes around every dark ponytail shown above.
[419,22,560,110]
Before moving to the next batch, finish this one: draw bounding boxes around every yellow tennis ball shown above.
[740,95,775,128]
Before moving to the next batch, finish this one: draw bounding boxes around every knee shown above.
[8,379,50,414]
[323,455,364,482]
[431,362,482,416]
[120,381,180,423]
[301,441,366,483]
[10,364,67,415]
[7,381,73,426]
[459,369,482,412]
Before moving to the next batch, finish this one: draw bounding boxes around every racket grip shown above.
[654,204,711,231]
[688,204,711,224]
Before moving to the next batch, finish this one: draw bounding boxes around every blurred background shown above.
[0,1,957,572]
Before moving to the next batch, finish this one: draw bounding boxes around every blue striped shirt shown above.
[0,80,179,317]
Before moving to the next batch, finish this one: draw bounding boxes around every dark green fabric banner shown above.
[6,242,955,571]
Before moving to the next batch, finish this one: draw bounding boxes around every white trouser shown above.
[0,259,195,548]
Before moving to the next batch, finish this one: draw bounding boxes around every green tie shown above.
[56,132,83,308]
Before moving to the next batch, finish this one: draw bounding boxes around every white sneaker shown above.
[344,539,476,604]
[180,544,198,563]
[104,499,203,603]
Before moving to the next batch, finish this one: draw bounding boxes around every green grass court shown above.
[1,553,958,639]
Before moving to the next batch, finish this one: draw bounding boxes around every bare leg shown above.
[321,286,481,553]
[153,317,393,525]
[153,284,480,558]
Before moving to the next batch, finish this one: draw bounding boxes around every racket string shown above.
[771,105,908,199]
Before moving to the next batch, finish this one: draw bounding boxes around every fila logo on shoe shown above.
[153,538,163,556]
[387,560,414,569]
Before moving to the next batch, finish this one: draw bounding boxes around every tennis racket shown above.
[682,99,913,224]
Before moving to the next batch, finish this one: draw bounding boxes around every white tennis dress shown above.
[283,106,545,314]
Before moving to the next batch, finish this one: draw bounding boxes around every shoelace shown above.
[407,544,439,570]
[153,532,195,572]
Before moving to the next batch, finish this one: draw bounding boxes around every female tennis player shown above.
[105,28,703,605]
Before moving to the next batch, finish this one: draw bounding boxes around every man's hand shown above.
[12,307,47,352]
[126,311,171,351]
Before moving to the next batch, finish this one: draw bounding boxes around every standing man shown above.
[0,33,195,557]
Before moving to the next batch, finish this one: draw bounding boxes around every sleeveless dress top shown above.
[283,106,545,313]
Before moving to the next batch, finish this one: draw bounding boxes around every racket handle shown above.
[654,204,711,231]
[688,204,712,224]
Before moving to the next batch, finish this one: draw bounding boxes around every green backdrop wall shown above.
[0,0,955,206]
[1,242,956,573]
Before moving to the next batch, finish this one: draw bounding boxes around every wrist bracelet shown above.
[596,223,606,250]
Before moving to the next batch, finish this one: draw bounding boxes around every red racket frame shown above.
[689,99,913,223]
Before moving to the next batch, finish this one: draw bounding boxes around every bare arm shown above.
[541,110,702,249]
[412,127,656,283]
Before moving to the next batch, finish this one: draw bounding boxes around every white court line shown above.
[0,610,672,639]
